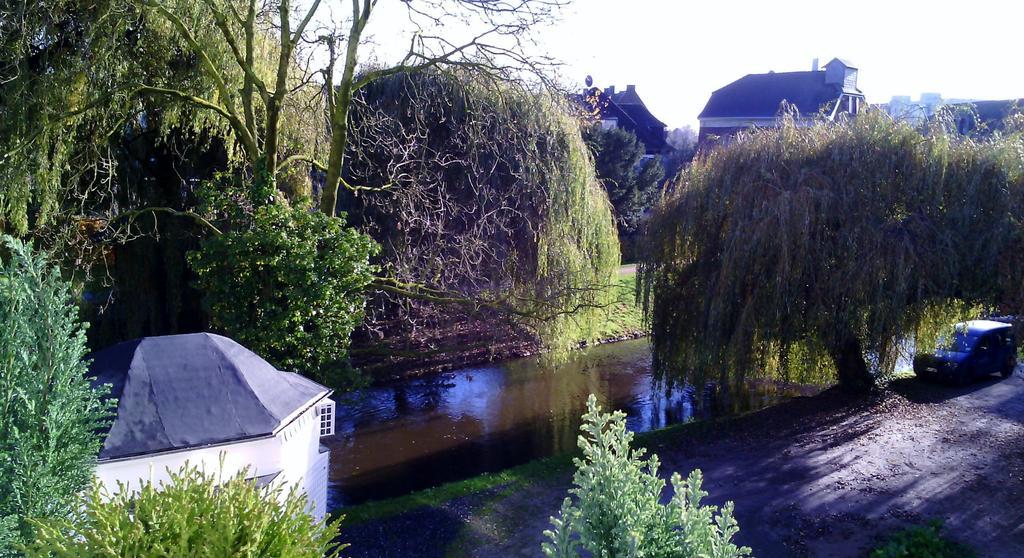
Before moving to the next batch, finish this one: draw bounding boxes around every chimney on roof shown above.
[812,58,819,72]
[604,85,615,95]
[626,84,636,92]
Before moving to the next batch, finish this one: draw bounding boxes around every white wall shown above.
[94,399,332,522]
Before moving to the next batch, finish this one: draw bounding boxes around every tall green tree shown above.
[582,125,664,235]
[640,111,1024,392]
[341,71,620,358]
[2,0,615,369]
[0,236,112,556]
[1,0,564,217]
[0,0,132,238]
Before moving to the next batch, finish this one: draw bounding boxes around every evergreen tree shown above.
[0,236,112,556]
[583,125,665,235]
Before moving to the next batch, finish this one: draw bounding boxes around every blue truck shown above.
[913,320,1017,384]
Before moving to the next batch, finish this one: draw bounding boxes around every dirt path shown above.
[344,373,1024,557]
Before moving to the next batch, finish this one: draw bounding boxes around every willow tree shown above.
[0,0,133,240]
[640,110,1024,392]
[116,0,563,210]
[2,0,598,352]
[342,70,620,357]
[1,0,564,239]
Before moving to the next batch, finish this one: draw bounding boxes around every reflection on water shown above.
[326,338,820,507]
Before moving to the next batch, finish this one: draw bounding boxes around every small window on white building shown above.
[317,400,335,437]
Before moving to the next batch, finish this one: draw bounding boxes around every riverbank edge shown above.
[360,269,647,385]
[363,329,650,387]
[336,389,818,526]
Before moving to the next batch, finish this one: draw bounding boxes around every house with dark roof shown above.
[89,333,336,521]
[947,99,1024,135]
[578,83,668,155]
[881,93,1023,134]
[698,58,865,147]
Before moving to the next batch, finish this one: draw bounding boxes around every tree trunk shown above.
[320,3,367,216]
[829,334,874,392]
[320,119,347,216]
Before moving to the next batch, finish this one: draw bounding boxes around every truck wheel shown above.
[1001,360,1016,379]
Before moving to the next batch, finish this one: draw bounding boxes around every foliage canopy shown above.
[0,0,563,242]
[25,464,347,558]
[0,236,112,557]
[640,110,1024,391]
[343,71,620,353]
[582,125,665,236]
[189,200,378,388]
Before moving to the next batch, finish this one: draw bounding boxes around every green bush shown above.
[870,521,975,558]
[0,236,112,557]
[25,464,347,558]
[189,201,378,389]
[542,394,751,558]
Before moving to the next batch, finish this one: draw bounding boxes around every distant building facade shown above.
[882,94,1023,135]
[577,82,668,156]
[697,58,865,147]
[882,93,948,126]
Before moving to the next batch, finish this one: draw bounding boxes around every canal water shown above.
[326,338,820,507]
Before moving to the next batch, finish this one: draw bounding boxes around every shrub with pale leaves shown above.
[24,464,347,558]
[542,394,752,558]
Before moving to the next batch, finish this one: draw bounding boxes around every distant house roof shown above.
[89,333,330,461]
[948,99,1024,134]
[575,84,668,154]
[699,70,850,119]
[606,87,667,128]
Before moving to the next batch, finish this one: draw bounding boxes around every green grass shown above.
[590,269,645,342]
[869,521,975,558]
[338,408,744,526]
[339,453,575,526]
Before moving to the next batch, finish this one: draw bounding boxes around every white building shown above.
[883,93,948,126]
[88,333,335,521]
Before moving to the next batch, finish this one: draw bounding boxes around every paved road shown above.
[345,372,1024,557]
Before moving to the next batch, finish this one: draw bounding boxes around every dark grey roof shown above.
[250,470,283,488]
[608,89,668,128]
[573,85,668,154]
[699,71,843,119]
[89,333,329,461]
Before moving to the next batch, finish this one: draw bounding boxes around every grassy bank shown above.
[340,452,575,526]
[589,268,645,342]
[340,410,732,526]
